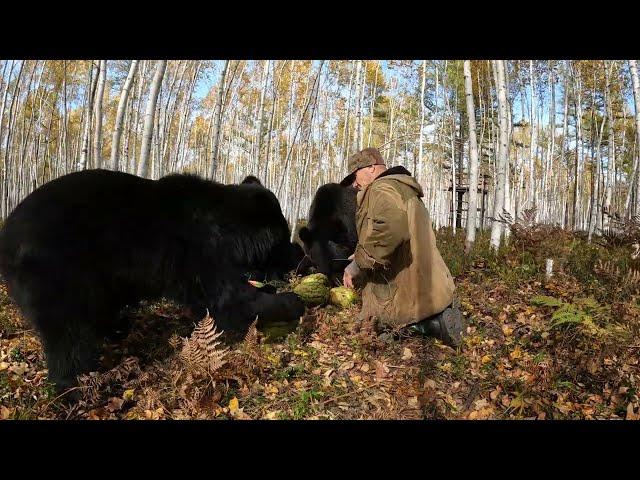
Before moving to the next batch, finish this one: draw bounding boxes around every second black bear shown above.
[0,169,305,391]
[298,183,358,280]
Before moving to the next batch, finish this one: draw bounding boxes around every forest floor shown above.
[1,225,640,420]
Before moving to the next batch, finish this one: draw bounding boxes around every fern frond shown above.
[180,311,229,375]
[530,295,565,308]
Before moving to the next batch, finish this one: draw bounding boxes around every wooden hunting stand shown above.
[446,173,491,229]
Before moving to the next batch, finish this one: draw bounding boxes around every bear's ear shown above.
[298,226,313,244]
[241,175,262,186]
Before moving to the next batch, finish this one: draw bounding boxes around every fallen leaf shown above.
[263,411,280,420]
[1,406,12,419]
[228,397,239,415]
[107,397,125,412]
[490,387,501,401]
[481,355,492,364]
[360,363,370,372]
[89,407,109,420]
[375,361,390,380]
[407,396,419,408]
[401,348,413,360]
[0,362,9,371]
[293,380,308,390]
[626,403,637,420]
[123,389,135,401]
[510,346,522,360]
[9,363,28,375]
[510,396,524,409]
[339,361,355,371]
[502,325,513,336]
[264,383,279,395]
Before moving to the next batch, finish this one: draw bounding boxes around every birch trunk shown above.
[79,61,99,170]
[255,60,270,167]
[463,60,480,252]
[628,60,640,216]
[490,60,509,251]
[418,60,427,181]
[138,60,167,178]
[111,60,139,170]
[354,60,363,152]
[210,60,230,179]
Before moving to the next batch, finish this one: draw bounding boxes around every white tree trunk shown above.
[93,60,107,169]
[463,60,480,252]
[529,60,538,209]
[491,60,509,251]
[138,60,167,178]
[0,60,15,173]
[629,60,640,216]
[341,61,355,165]
[255,60,270,168]
[111,60,139,171]
[367,61,380,148]
[354,60,363,152]
[605,61,616,224]
[210,60,230,180]
[79,61,99,170]
[418,60,426,180]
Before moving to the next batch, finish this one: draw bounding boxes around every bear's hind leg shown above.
[38,318,102,395]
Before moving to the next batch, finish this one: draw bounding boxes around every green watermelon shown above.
[293,273,330,306]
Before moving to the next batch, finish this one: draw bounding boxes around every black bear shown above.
[0,169,305,392]
[238,175,306,281]
[298,183,358,281]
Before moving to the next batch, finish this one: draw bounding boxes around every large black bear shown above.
[0,169,305,391]
[298,183,358,281]
[239,175,306,282]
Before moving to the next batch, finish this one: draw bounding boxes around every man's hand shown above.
[343,258,360,289]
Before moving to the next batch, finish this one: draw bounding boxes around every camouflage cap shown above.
[339,147,386,186]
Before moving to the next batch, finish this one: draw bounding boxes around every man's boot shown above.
[407,301,467,348]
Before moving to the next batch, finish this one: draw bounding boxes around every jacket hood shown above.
[375,166,424,197]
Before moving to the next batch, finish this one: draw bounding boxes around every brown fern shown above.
[243,317,260,351]
[241,317,264,369]
[594,259,640,291]
[180,311,229,375]
[77,356,141,403]
[594,259,620,280]
[168,333,181,350]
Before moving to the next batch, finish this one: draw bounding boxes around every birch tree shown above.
[529,60,538,209]
[628,60,640,217]
[463,60,480,252]
[354,60,363,152]
[138,60,167,178]
[93,60,107,169]
[79,61,99,170]
[490,60,509,251]
[111,60,139,171]
[210,60,230,180]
